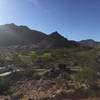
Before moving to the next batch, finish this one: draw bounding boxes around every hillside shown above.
[38,31,79,48]
[0,23,47,46]
[0,24,79,48]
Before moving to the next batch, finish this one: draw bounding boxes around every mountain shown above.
[0,23,47,46]
[0,24,79,48]
[79,39,100,47]
[38,31,79,48]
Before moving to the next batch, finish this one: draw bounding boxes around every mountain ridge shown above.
[0,23,99,48]
[0,23,79,48]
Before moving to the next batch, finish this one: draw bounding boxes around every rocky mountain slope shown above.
[0,23,47,46]
[38,31,79,48]
[0,24,79,48]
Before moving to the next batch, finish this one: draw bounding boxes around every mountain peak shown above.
[50,31,62,36]
[0,23,47,46]
[37,31,79,48]
[49,31,68,40]
[4,23,17,27]
[3,23,30,30]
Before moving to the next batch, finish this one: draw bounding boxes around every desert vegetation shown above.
[0,46,100,100]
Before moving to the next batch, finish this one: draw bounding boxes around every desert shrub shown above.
[23,67,36,78]
[12,54,22,64]
[76,51,99,69]
[9,71,25,81]
[0,79,11,94]
[52,50,66,59]
[12,53,34,64]
[19,55,33,64]
[40,53,53,61]
[75,67,99,88]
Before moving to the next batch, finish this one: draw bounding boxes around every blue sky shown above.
[0,0,100,41]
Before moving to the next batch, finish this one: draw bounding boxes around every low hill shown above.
[79,39,100,47]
